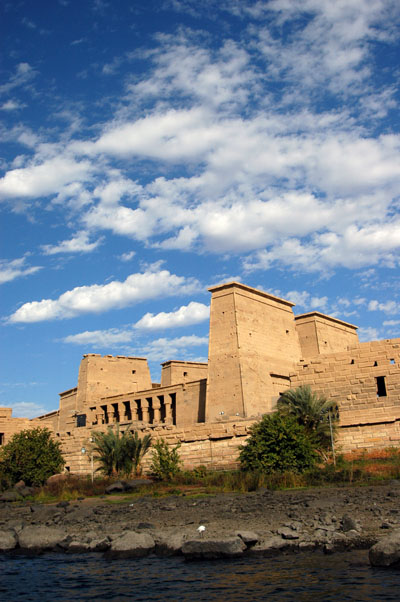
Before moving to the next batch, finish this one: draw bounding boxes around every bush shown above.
[0,427,65,487]
[239,413,318,473]
[150,438,182,481]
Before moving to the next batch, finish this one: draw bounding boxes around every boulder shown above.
[369,530,400,567]
[107,531,155,558]
[16,486,34,498]
[0,490,22,503]
[105,481,126,494]
[18,526,67,552]
[277,527,300,540]
[46,474,69,485]
[342,514,359,532]
[88,538,110,552]
[30,505,62,523]
[182,536,246,560]
[125,479,154,491]
[236,530,259,547]
[248,536,298,556]
[67,540,90,553]
[155,533,185,556]
[0,530,18,551]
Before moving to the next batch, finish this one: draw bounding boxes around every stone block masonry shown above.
[1,281,399,472]
[290,339,400,452]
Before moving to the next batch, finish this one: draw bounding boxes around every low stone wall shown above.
[58,412,400,475]
[338,418,400,452]
[58,420,256,475]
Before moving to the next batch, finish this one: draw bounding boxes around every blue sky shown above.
[1,0,400,418]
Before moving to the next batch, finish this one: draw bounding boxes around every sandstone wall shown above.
[0,407,50,446]
[206,282,302,422]
[161,361,208,387]
[290,338,400,452]
[295,312,359,357]
[58,419,256,475]
[76,354,152,409]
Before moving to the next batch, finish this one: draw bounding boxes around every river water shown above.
[1,550,400,601]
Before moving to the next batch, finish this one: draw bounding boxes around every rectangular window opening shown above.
[376,376,387,397]
[390,359,395,365]
[76,414,86,427]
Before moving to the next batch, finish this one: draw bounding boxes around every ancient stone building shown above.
[1,282,399,473]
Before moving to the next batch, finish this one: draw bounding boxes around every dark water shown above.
[1,550,400,601]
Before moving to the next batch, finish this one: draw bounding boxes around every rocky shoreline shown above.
[1,481,400,563]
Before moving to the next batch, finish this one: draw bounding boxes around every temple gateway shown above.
[1,282,399,474]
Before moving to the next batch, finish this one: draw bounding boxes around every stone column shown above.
[141,399,150,423]
[152,399,161,423]
[164,400,173,425]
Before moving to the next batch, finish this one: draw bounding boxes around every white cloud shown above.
[119,251,136,262]
[0,1,399,276]
[41,231,103,255]
[244,219,400,273]
[0,100,25,111]
[142,334,208,362]
[310,296,328,311]
[135,302,209,330]
[0,62,36,96]
[0,401,48,419]
[368,299,400,313]
[0,257,42,284]
[0,155,93,201]
[358,326,380,342]
[9,264,201,323]
[383,320,400,326]
[63,328,133,346]
[285,290,310,307]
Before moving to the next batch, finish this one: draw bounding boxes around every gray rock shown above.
[0,491,22,502]
[0,530,18,551]
[67,540,90,553]
[155,533,185,556]
[236,530,259,547]
[137,522,156,530]
[278,527,300,540]
[18,526,67,551]
[89,538,110,552]
[125,479,154,491]
[62,506,94,523]
[105,481,126,494]
[248,536,297,556]
[342,514,359,532]
[108,531,155,558]
[30,505,61,523]
[56,501,70,509]
[369,529,400,567]
[182,536,246,560]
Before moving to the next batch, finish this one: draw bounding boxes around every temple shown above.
[1,282,399,473]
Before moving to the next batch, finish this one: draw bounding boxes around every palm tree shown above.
[127,431,152,476]
[277,385,339,451]
[91,425,133,477]
[91,426,152,477]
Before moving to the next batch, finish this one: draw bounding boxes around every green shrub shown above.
[0,427,65,487]
[150,438,182,481]
[239,413,318,473]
